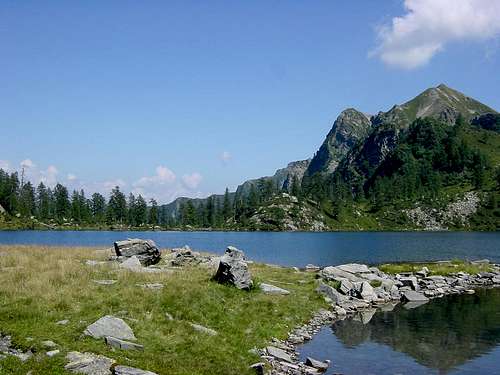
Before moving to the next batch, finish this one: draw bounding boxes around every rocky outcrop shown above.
[213,246,253,290]
[305,108,372,177]
[114,239,161,266]
[404,191,481,230]
[65,351,115,375]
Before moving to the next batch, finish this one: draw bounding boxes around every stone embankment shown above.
[258,261,500,375]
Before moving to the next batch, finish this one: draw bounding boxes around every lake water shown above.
[0,231,499,267]
[299,288,500,375]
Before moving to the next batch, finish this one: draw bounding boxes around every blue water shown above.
[0,230,499,267]
[299,288,500,374]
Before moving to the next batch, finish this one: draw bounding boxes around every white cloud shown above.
[372,0,500,69]
[67,173,77,181]
[0,160,10,172]
[182,172,203,190]
[103,179,127,190]
[220,151,232,164]
[39,165,59,187]
[20,159,35,169]
[133,165,176,188]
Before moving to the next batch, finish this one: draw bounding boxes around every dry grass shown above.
[0,245,325,375]
[378,260,493,276]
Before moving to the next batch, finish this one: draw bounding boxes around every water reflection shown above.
[299,288,500,374]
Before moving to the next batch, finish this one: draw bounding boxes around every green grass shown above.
[379,260,492,276]
[0,246,326,375]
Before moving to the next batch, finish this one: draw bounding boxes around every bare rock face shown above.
[114,239,161,266]
[213,246,253,290]
[65,351,115,375]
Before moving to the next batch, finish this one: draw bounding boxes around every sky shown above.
[1,0,500,204]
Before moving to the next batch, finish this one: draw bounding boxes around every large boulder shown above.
[213,246,253,290]
[114,239,161,266]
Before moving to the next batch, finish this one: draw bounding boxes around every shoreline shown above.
[0,244,499,374]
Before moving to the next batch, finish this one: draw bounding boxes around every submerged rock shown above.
[114,239,161,266]
[213,246,253,290]
[401,290,429,303]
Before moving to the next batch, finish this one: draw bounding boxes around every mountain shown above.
[336,84,498,183]
[305,108,372,177]
[162,84,499,231]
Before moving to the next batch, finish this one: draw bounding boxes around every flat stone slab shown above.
[119,256,143,270]
[65,351,115,375]
[84,315,136,341]
[402,290,429,302]
[105,336,144,351]
[190,323,218,336]
[56,319,70,325]
[266,346,292,363]
[260,283,290,295]
[137,283,164,290]
[46,349,60,357]
[93,280,117,286]
[114,365,158,375]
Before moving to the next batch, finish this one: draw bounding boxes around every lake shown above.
[299,288,500,375]
[0,230,499,267]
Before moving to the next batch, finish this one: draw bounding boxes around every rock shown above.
[46,350,60,357]
[337,263,371,274]
[305,264,320,272]
[339,279,354,295]
[260,283,290,295]
[119,256,143,271]
[65,351,115,375]
[93,280,117,286]
[137,283,164,290]
[316,282,347,305]
[213,246,253,290]
[403,300,429,310]
[114,239,161,266]
[266,346,292,363]
[359,281,377,302]
[165,312,174,321]
[401,290,429,302]
[113,366,158,375]
[399,276,419,290]
[319,266,361,282]
[56,319,70,326]
[305,357,329,372]
[42,340,57,348]
[250,362,265,375]
[190,323,218,336]
[84,315,136,341]
[105,336,144,351]
[85,260,108,267]
[170,246,201,267]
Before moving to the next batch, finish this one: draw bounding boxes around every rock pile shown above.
[114,239,161,266]
[259,261,500,375]
[0,334,33,362]
[213,246,253,290]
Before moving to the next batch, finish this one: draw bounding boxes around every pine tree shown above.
[19,181,35,217]
[91,193,106,223]
[107,186,127,224]
[222,188,232,222]
[53,183,70,221]
[134,195,148,226]
[149,199,159,225]
[36,182,50,220]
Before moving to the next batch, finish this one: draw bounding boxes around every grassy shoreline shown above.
[0,245,325,375]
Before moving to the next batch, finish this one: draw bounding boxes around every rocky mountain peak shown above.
[305,107,372,176]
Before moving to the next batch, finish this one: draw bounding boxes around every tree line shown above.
[0,172,162,227]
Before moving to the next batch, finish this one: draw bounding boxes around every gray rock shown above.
[46,349,60,357]
[42,340,57,348]
[359,281,377,302]
[93,280,117,286]
[113,366,158,375]
[305,264,320,272]
[316,282,347,305]
[401,290,429,302]
[56,319,70,325]
[260,283,290,295]
[190,323,218,336]
[403,300,429,309]
[213,246,253,290]
[65,351,115,375]
[105,336,144,351]
[165,312,174,321]
[137,283,164,290]
[305,357,329,372]
[114,239,161,266]
[266,346,292,363]
[85,260,108,267]
[399,276,419,290]
[84,315,136,341]
[119,256,143,271]
[319,266,361,282]
[339,279,354,295]
[337,263,371,274]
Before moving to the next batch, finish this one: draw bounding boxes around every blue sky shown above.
[1,0,500,203]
